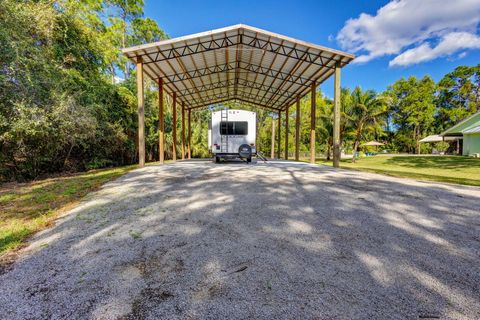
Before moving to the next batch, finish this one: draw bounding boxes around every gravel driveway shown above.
[1,160,479,319]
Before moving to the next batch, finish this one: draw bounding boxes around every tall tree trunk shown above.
[110,64,116,84]
[352,123,363,163]
[122,13,130,79]
[352,139,360,163]
[416,125,421,154]
[63,143,75,169]
[326,139,331,160]
[412,125,416,154]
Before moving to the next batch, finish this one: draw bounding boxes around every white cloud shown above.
[337,0,480,66]
[389,32,480,66]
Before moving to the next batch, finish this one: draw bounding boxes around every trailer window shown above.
[220,121,248,135]
[232,122,248,135]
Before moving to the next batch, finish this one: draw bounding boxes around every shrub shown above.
[435,141,450,153]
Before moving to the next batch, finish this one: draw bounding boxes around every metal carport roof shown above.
[123,24,355,111]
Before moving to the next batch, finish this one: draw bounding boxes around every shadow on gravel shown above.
[0,161,479,319]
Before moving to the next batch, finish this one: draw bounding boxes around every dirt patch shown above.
[124,288,175,320]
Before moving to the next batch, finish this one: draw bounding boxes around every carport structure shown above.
[123,24,355,167]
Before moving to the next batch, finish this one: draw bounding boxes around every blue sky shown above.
[144,0,480,97]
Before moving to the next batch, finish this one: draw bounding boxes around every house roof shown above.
[420,135,461,142]
[442,112,480,135]
[463,125,480,134]
[122,24,355,111]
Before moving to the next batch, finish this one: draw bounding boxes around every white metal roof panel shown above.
[463,125,480,134]
[123,24,355,111]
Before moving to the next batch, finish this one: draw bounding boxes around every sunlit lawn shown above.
[0,165,138,257]
[317,155,480,186]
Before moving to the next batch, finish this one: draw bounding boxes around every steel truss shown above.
[142,34,346,70]
[124,25,354,110]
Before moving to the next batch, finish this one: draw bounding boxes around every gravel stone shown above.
[0,160,479,319]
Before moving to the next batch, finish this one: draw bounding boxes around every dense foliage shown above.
[1,1,479,181]
[0,0,163,180]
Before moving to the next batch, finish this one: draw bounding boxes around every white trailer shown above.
[209,109,257,163]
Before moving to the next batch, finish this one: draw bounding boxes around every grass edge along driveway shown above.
[317,155,480,187]
[0,165,138,259]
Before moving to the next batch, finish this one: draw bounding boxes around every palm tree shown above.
[349,87,387,163]
[318,103,333,160]
[318,88,355,160]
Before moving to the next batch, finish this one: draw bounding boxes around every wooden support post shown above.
[136,57,145,167]
[310,82,316,164]
[188,109,192,159]
[333,64,341,168]
[158,78,164,164]
[295,96,300,161]
[285,106,289,160]
[181,103,186,160]
[172,92,177,161]
[270,117,275,159]
[277,111,281,159]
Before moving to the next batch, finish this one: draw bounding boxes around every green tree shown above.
[131,18,167,43]
[317,88,355,160]
[106,0,144,78]
[385,76,436,154]
[0,0,162,180]
[436,64,480,131]
[348,87,387,162]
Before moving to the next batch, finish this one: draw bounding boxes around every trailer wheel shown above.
[238,144,252,160]
[215,156,220,163]
[247,157,252,163]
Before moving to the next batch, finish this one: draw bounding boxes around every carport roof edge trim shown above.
[123,24,355,111]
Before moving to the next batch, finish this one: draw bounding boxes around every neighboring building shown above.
[442,112,480,156]
[419,135,460,154]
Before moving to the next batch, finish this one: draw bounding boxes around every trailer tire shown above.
[238,144,252,159]
[215,156,220,163]
[247,157,252,163]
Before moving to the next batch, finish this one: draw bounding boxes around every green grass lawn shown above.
[317,156,480,186]
[0,165,138,257]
